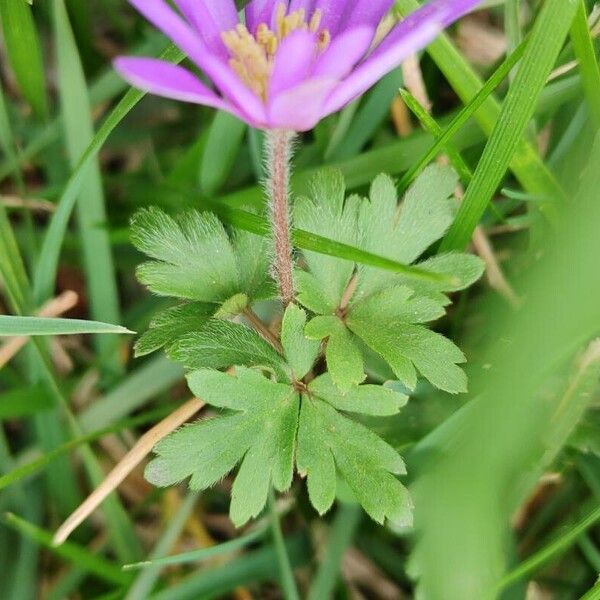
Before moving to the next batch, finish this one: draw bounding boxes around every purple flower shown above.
[115,0,481,131]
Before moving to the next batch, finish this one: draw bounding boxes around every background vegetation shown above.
[1,0,600,598]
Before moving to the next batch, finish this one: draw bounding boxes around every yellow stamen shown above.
[221,2,331,102]
[309,10,323,33]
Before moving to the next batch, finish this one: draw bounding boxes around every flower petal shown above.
[315,0,394,35]
[245,0,280,33]
[375,0,482,55]
[323,0,482,115]
[313,25,374,79]
[172,0,238,57]
[289,0,316,13]
[127,0,267,123]
[113,57,250,119]
[270,29,318,96]
[269,77,338,131]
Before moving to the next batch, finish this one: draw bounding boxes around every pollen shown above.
[221,2,331,101]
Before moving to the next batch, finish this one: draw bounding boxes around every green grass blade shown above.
[497,504,600,591]
[1,173,142,561]
[7,488,41,600]
[410,134,600,597]
[504,0,523,61]
[440,0,578,251]
[78,355,183,432]
[396,0,566,203]
[0,205,32,313]
[269,492,300,600]
[200,111,247,196]
[122,528,266,571]
[0,177,83,518]
[0,84,23,186]
[52,0,124,378]
[397,38,527,193]
[32,43,184,306]
[152,535,310,600]
[399,88,473,185]
[3,513,132,586]
[581,578,600,600]
[211,204,455,286]
[125,494,200,600]
[0,33,166,184]
[307,503,362,600]
[0,405,173,492]
[570,0,600,130]
[36,348,143,562]
[0,0,48,119]
[0,315,133,336]
[0,385,54,420]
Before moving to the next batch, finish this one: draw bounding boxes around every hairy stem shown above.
[266,129,295,307]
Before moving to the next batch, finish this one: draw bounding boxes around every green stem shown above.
[269,492,300,600]
[497,503,600,592]
[570,0,600,130]
[581,578,600,600]
[308,503,362,600]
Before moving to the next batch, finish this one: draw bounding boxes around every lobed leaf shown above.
[281,304,320,380]
[168,320,287,379]
[294,170,359,310]
[355,168,457,299]
[349,285,446,325]
[134,303,215,358]
[131,207,273,304]
[146,368,300,527]
[348,319,467,394]
[297,397,411,524]
[305,316,365,391]
[309,374,408,417]
[296,168,481,393]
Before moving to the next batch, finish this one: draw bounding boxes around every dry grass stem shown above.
[0,194,56,213]
[243,307,283,352]
[401,55,431,112]
[471,227,521,308]
[457,17,506,66]
[53,397,205,545]
[391,97,414,136]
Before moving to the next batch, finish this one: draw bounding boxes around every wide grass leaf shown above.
[0,316,133,336]
[53,0,123,377]
[0,0,48,119]
[200,111,247,196]
[440,0,579,250]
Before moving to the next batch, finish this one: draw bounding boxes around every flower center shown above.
[221,2,331,101]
